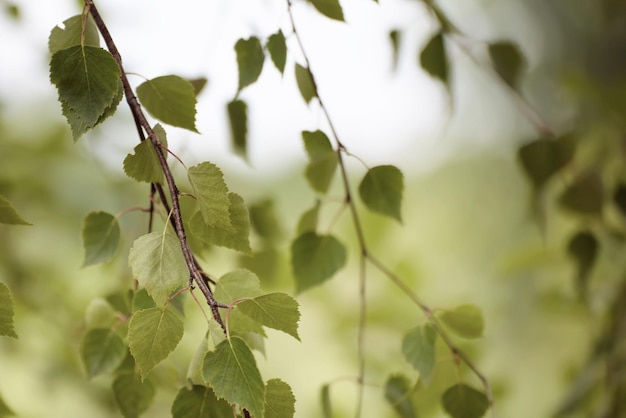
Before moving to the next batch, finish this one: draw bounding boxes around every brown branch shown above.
[85,0,225,331]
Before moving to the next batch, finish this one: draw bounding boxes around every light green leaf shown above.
[295,63,316,104]
[264,379,296,418]
[359,165,404,222]
[291,232,347,293]
[0,194,31,225]
[123,140,164,183]
[235,37,265,92]
[0,283,17,338]
[132,288,156,312]
[302,130,337,194]
[136,75,198,132]
[309,0,345,21]
[50,45,120,129]
[80,328,126,378]
[202,337,265,418]
[0,393,14,416]
[48,14,100,55]
[420,32,448,86]
[238,293,301,340]
[384,374,417,418]
[438,304,484,339]
[441,384,489,418]
[402,324,437,382]
[189,192,251,254]
[215,269,264,336]
[488,41,524,89]
[188,161,233,231]
[227,99,248,160]
[296,201,320,234]
[266,30,287,74]
[171,385,232,418]
[249,199,282,242]
[82,211,120,266]
[112,372,156,418]
[128,307,184,379]
[128,230,188,307]
[320,384,332,418]
[85,298,119,329]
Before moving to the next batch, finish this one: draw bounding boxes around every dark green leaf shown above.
[321,384,332,418]
[0,283,17,338]
[123,124,167,184]
[50,45,120,129]
[297,201,320,234]
[402,323,437,382]
[614,183,626,217]
[267,30,287,74]
[128,230,188,307]
[420,32,448,86]
[295,63,316,104]
[302,130,337,194]
[112,372,155,418]
[559,171,604,215]
[291,232,347,293]
[136,75,198,132]
[384,374,417,418]
[390,29,401,71]
[227,99,248,160]
[171,385,232,418]
[517,136,574,191]
[189,192,251,254]
[82,211,120,266]
[186,77,208,96]
[567,230,598,291]
[80,328,126,378]
[188,161,233,231]
[128,306,184,379]
[238,293,301,340]
[488,41,524,89]
[441,384,489,418]
[438,304,484,339]
[48,14,100,55]
[132,288,156,312]
[0,392,14,416]
[249,198,282,241]
[235,37,265,92]
[202,337,265,418]
[265,379,296,418]
[359,165,404,222]
[309,0,345,21]
[0,194,31,225]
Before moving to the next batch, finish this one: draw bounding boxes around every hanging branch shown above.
[286,2,497,417]
[84,0,226,330]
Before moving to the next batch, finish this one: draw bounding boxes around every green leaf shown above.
[189,192,251,254]
[48,14,100,55]
[0,194,31,225]
[215,270,265,336]
[171,385,232,418]
[82,211,120,266]
[235,37,265,92]
[188,161,233,231]
[264,379,296,418]
[132,288,156,312]
[321,384,332,418]
[302,130,338,194]
[0,393,14,416]
[420,32,448,86]
[128,307,184,379]
[559,171,604,215]
[488,41,524,89]
[296,200,320,234]
[441,383,489,418]
[249,199,282,241]
[128,230,188,307]
[568,231,598,291]
[384,374,417,418]
[438,304,484,339]
[227,99,248,160]
[291,232,347,293]
[123,142,163,184]
[517,136,574,191]
[402,323,437,382]
[390,29,401,71]
[309,0,345,21]
[136,75,198,132]
[202,337,265,418]
[85,298,119,329]
[80,328,127,378]
[112,372,156,418]
[50,45,120,129]
[238,293,301,340]
[295,63,316,104]
[266,30,287,74]
[0,283,17,338]
[186,77,208,96]
[359,165,404,222]
[614,183,626,217]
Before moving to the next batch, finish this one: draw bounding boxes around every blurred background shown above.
[1,0,626,417]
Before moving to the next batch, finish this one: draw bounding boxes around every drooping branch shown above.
[84,0,225,330]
